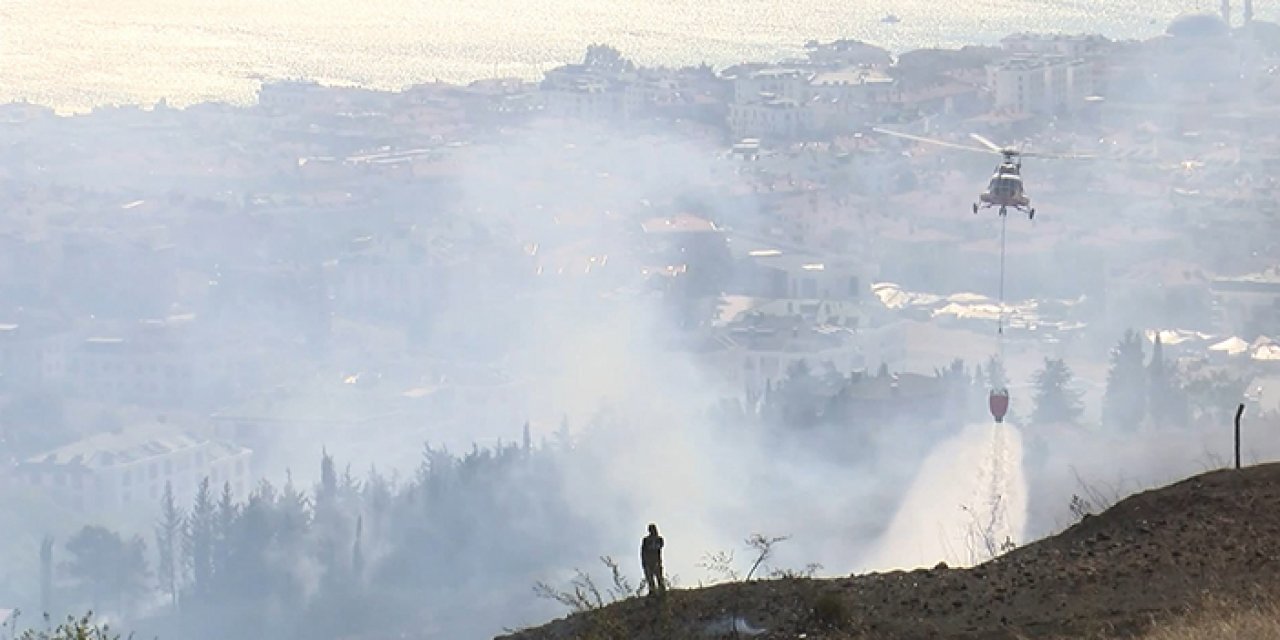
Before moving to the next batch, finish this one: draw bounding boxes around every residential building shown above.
[987,55,1092,116]
[14,423,252,512]
[806,67,897,132]
[1211,266,1280,336]
[0,321,64,391]
[540,65,628,120]
[541,80,626,120]
[732,67,813,104]
[327,236,444,318]
[717,313,864,394]
[728,98,815,141]
[738,249,866,303]
[808,67,895,104]
[1000,33,1112,59]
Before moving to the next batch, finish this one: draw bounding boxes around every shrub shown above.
[812,591,849,629]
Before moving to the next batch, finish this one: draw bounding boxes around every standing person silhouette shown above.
[640,523,666,597]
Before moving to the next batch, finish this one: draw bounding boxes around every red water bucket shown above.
[989,388,1010,424]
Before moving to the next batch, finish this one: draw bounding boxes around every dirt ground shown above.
[499,463,1280,639]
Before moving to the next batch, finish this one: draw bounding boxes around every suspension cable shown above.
[997,213,1007,366]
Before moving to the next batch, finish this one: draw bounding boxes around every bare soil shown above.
[499,462,1280,639]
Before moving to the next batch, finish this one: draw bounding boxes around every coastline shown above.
[0,11,1183,116]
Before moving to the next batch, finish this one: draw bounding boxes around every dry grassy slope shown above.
[500,463,1280,640]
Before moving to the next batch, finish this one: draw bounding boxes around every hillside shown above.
[500,463,1280,639]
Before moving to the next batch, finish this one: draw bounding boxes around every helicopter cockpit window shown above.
[991,177,1018,197]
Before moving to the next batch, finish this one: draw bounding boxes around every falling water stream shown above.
[859,422,1028,571]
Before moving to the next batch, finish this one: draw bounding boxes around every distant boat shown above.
[881,14,901,24]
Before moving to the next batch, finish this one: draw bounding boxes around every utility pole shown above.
[1222,0,1233,26]
[1244,0,1254,24]
[1234,403,1245,470]
[40,536,54,616]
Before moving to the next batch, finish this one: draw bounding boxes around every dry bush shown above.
[1137,597,1280,640]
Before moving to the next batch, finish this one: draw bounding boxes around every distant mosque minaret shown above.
[1222,0,1232,26]
[1244,0,1254,24]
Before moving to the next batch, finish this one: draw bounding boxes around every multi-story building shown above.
[327,237,443,318]
[738,248,866,303]
[732,67,813,104]
[14,423,252,512]
[713,313,863,395]
[999,33,1111,59]
[987,55,1092,116]
[0,321,65,391]
[541,80,626,120]
[728,97,815,141]
[1211,266,1280,337]
[539,65,628,120]
[808,67,895,104]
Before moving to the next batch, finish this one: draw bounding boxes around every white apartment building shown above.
[15,422,253,512]
[728,98,815,141]
[987,55,1092,116]
[1000,33,1111,59]
[741,249,866,303]
[541,81,625,120]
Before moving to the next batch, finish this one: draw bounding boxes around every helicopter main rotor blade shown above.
[969,133,1006,153]
[1019,150,1096,161]
[872,127,1000,156]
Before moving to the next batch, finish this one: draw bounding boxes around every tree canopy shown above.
[1031,358,1084,426]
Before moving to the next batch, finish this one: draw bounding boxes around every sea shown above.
[0,0,1252,113]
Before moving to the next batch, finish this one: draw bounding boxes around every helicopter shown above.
[872,127,1093,220]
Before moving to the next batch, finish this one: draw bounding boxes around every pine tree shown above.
[315,449,338,513]
[155,481,185,610]
[351,516,365,583]
[363,465,392,524]
[41,535,55,616]
[183,477,216,599]
[273,471,311,614]
[770,359,823,428]
[554,415,572,452]
[1103,330,1146,430]
[1031,358,1084,426]
[278,471,311,544]
[65,526,149,614]
[1147,334,1188,427]
[212,482,238,593]
[313,450,350,587]
[986,355,1008,390]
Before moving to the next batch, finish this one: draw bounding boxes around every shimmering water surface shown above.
[0,0,1241,112]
